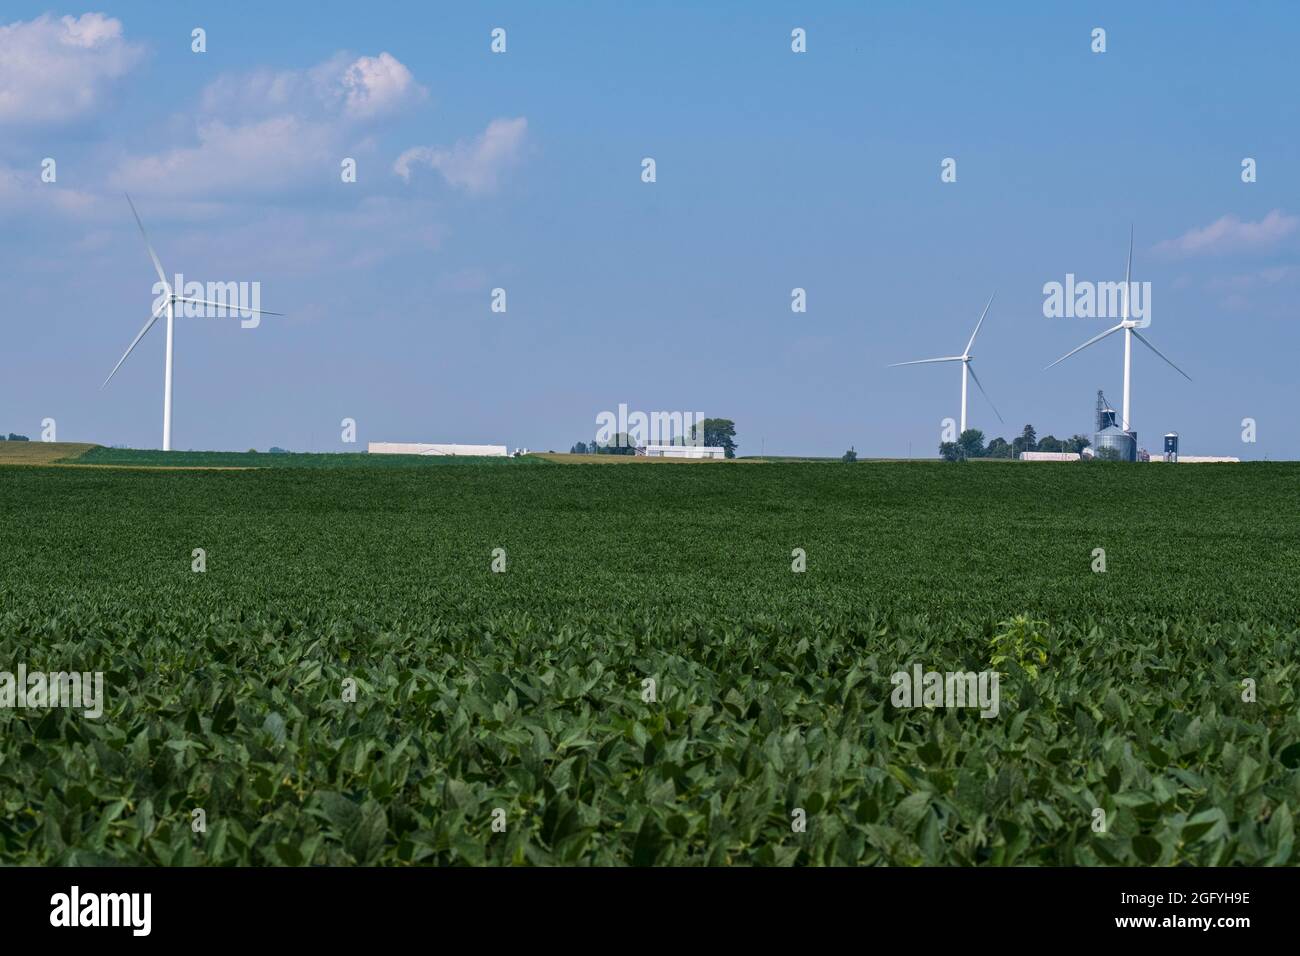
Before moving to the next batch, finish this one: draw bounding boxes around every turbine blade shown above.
[125,193,169,290]
[1132,329,1192,382]
[1123,224,1133,322]
[964,291,996,356]
[966,363,1003,423]
[173,297,284,316]
[1044,323,1125,370]
[102,302,165,389]
[888,356,965,367]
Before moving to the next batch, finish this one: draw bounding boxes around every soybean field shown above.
[1,456,1297,865]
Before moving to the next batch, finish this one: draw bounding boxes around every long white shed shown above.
[640,444,726,459]
[368,442,508,457]
[1018,451,1081,462]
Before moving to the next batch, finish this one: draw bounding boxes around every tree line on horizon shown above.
[940,425,1091,461]
[571,418,738,458]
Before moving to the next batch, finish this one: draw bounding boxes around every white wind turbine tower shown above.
[1045,226,1191,432]
[102,194,280,451]
[888,292,1003,434]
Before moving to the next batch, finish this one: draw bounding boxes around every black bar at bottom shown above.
[0,866,1280,941]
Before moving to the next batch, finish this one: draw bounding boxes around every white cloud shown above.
[111,116,343,197]
[1154,210,1298,258]
[127,195,447,280]
[0,163,102,214]
[198,66,314,118]
[339,53,419,118]
[394,117,528,194]
[112,51,423,198]
[0,13,142,123]
[198,51,423,122]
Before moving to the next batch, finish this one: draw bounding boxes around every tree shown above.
[693,418,737,458]
[1064,434,1091,454]
[570,441,589,454]
[1037,434,1062,453]
[985,437,1011,458]
[841,446,858,463]
[595,434,635,455]
[958,428,985,459]
[1020,424,1037,452]
[939,441,966,462]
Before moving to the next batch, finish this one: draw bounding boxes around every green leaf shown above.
[892,791,931,833]
[345,800,389,864]
[316,791,360,833]
[261,712,287,744]
[1279,743,1300,770]
[1132,835,1162,864]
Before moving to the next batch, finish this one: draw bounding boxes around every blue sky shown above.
[2,1,1297,457]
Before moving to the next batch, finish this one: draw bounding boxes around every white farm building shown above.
[1019,451,1081,462]
[1149,455,1240,463]
[638,444,726,459]
[368,442,508,457]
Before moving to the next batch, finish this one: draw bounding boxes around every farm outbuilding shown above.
[638,444,726,459]
[1148,455,1240,463]
[368,442,508,457]
[1018,451,1081,462]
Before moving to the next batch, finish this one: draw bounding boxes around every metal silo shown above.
[1092,391,1134,460]
[1094,424,1135,461]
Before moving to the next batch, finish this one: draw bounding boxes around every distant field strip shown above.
[0,442,97,465]
[65,447,551,469]
[536,452,755,464]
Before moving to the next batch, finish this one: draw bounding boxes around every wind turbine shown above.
[102,194,280,451]
[1045,226,1191,432]
[889,292,1003,434]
